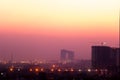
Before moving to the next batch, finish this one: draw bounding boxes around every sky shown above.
[0,0,119,61]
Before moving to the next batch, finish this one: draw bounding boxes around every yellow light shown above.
[52,64,56,68]
[70,68,74,72]
[29,68,33,72]
[10,68,13,72]
[41,68,44,72]
[35,68,39,72]
[51,69,54,72]
[58,69,61,72]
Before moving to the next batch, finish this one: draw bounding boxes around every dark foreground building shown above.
[92,46,120,71]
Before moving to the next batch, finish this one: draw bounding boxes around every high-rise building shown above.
[109,48,120,72]
[110,48,119,67]
[92,46,120,69]
[92,46,111,69]
[60,49,74,63]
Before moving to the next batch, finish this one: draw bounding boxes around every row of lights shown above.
[29,68,89,72]
[8,67,108,73]
[0,68,108,77]
[9,68,21,72]
[29,68,44,72]
[9,68,79,72]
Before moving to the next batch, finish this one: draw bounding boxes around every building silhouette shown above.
[60,49,74,63]
[92,46,120,70]
[110,48,119,67]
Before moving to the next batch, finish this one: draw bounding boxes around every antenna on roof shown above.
[101,42,106,46]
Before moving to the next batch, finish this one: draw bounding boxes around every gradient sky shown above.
[0,0,119,61]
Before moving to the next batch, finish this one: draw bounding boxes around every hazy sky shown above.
[0,0,119,61]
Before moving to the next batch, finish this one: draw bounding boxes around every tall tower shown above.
[92,46,111,69]
[92,45,120,70]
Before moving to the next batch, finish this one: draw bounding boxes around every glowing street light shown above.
[52,64,56,68]
[70,68,74,72]
[51,68,54,72]
[87,69,91,72]
[0,73,4,75]
[35,68,39,72]
[29,68,33,72]
[9,68,14,72]
[18,68,21,71]
[58,69,61,72]
[78,69,82,72]
[95,69,98,72]
[40,68,44,72]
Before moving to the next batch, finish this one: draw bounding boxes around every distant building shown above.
[92,46,120,69]
[60,49,74,63]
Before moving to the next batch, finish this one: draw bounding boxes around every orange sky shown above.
[0,0,119,61]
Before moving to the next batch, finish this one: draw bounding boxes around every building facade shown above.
[60,49,74,63]
[92,46,120,69]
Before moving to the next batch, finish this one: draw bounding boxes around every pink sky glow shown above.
[0,0,119,61]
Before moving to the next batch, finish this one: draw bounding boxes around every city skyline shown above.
[0,0,120,61]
